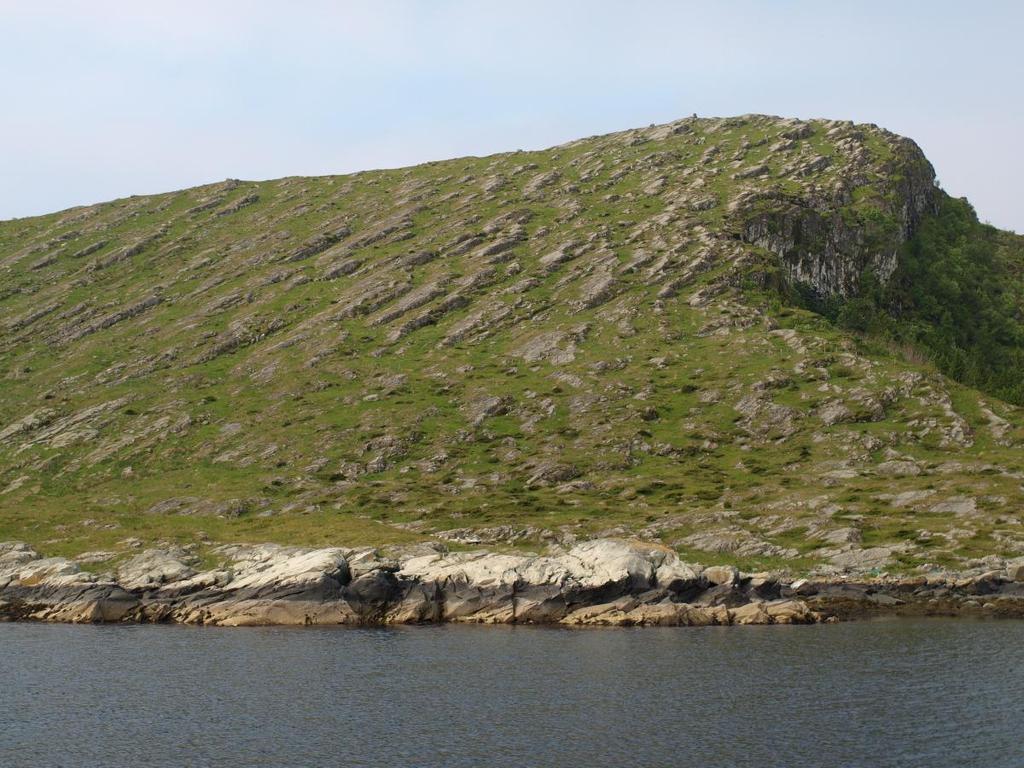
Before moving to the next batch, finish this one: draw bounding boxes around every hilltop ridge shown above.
[1,114,1023,582]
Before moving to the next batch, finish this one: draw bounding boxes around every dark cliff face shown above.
[740,131,939,299]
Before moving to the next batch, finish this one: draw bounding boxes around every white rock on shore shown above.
[2,538,1023,627]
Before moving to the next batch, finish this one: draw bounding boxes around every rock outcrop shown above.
[3,539,1022,627]
[738,132,939,298]
[2,114,1023,586]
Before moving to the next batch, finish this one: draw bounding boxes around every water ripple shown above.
[0,619,1022,767]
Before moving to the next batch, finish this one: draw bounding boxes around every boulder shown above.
[730,601,771,625]
[875,460,921,477]
[764,599,817,624]
[9,556,86,586]
[0,542,38,569]
[563,540,659,591]
[221,544,350,593]
[828,546,894,572]
[655,557,702,595]
[117,550,195,592]
[930,497,977,516]
[702,564,739,586]
[525,462,580,488]
[39,585,139,623]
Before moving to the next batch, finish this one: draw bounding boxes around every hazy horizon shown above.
[2,1,1021,232]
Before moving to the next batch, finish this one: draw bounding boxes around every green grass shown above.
[1,115,1023,577]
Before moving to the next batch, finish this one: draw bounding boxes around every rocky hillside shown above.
[2,114,1023,582]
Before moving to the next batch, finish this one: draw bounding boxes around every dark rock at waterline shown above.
[2,540,1023,627]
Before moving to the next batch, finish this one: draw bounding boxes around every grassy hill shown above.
[2,114,1023,577]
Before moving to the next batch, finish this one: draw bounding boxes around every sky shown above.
[1,1,1021,232]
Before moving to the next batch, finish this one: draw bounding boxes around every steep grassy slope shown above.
[1,114,1022,577]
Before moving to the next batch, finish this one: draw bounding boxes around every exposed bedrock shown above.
[739,136,939,298]
[2,539,1022,627]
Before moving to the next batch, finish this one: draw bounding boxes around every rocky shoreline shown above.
[2,539,1023,627]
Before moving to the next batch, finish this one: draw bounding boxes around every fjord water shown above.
[1,620,1021,767]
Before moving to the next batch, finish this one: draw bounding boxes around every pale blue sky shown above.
[1,1,1020,231]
